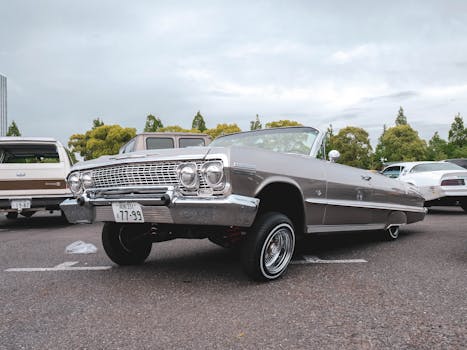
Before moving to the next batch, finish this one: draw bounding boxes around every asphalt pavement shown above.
[0,208,465,349]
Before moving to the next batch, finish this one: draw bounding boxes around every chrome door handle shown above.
[361,175,372,181]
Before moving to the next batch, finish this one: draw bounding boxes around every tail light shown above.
[441,179,465,186]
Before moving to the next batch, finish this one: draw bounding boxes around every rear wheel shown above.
[383,225,400,241]
[241,212,295,281]
[102,223,152,265]
[461,201,467,212]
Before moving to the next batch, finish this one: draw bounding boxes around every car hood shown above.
[70,147,215,172]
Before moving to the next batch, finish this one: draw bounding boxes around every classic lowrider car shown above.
[61,127,426,281]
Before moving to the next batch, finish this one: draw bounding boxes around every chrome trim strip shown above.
[305,198,426,213]
[307,223,386,233]
[232,162,256,175]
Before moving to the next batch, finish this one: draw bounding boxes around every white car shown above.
[382,161,467,212]
[0,137,73,219]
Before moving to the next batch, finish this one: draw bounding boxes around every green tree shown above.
[330,126,373,169]
[191,111,207,132]
[374,124,388,167]
[448,113,466,148]
[206,123,242,139]
[6,121,21,136]
[375,124,427,162]
[68,122,136,160]
[265,120,302,128]
[395,106,408,126]
[445,113,467,158]
[93,118,104,129]
[426,132,448,160]
[144,114,164,132]
[324,124,335,154]
[250,114,262,130]
[158,125,200,133]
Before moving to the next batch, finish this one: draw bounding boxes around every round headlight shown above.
[68,172,81,194]
[202,161,224,189]
[177,163,199,189]
[81,172,93,189]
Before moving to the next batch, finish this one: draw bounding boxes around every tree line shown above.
[5,107,466,168]
[326,107,466,169]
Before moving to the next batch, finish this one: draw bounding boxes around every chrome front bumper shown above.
[60,194,260,227]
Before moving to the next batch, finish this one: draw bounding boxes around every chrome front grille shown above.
[91,161,209,189]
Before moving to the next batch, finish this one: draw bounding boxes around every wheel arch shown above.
[254,180,306,236]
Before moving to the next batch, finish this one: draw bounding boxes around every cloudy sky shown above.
[1,0,467,147]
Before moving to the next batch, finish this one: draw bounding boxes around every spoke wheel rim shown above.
[388,226,399,239]
[261,223,294,277]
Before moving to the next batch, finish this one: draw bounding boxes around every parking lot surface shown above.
[0,208,465,349]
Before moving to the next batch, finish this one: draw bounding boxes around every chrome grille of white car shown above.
[91,161,209,189]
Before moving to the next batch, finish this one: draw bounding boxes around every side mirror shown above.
[328,150,340,163]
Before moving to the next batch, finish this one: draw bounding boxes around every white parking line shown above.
[5,261,112,272]
[291,255,367,264]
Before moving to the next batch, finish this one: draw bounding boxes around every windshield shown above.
[411,163,465,173]
[210,127,319,156]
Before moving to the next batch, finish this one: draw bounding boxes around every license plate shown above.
[112,202,145,223]
[11,199,31,210]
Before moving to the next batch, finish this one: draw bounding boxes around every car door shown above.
[323,162,374,225]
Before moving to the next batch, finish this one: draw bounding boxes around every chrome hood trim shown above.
[70,147,216,172]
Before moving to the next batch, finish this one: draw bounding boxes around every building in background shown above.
[0,74,6,136]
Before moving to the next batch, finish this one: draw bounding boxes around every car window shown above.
[410,163,465,173]
[0,143,60,163]
[382,166,402,178]
[179,138,205,148]
[123,139,136,153]
[146,137,175,150]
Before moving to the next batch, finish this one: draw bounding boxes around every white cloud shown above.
[330,44,385,64]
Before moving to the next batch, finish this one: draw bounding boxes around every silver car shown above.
[61,127,426,281]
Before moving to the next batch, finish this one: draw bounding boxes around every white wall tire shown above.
[241,212,295,281]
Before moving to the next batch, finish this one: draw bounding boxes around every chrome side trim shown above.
[232,162,256,175]
[307,223,386,233]
[305,198,426,213]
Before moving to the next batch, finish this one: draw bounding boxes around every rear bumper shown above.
[0,195,73,213]
[60,194,260,227]
[425,195,466,207]
[418,185,467,202]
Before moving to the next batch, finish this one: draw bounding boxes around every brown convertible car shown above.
[61,127,426,281]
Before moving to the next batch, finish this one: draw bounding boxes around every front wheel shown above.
[241,212,295,281]
[102,223,152,265]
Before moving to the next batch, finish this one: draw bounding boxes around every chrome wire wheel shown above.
[260,223,295,278]
[386,225,400,240]
[241,212,296,281]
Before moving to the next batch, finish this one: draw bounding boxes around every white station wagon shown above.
[0,137,73,219]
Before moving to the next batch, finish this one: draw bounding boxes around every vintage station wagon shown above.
[1,137,73,219]
[61,127,426,281]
